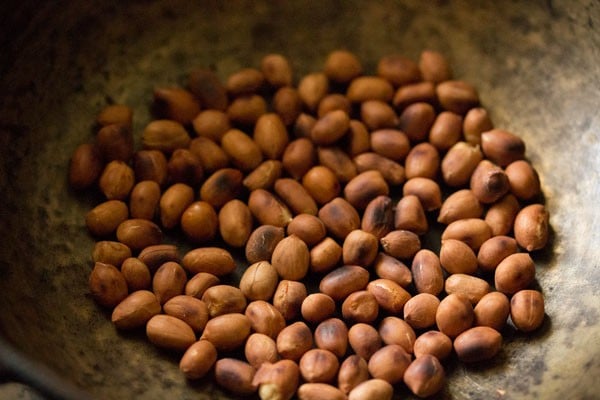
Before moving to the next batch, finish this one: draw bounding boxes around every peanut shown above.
[403,354,445,398]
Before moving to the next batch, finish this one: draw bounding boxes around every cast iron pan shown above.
[0,1,599,399]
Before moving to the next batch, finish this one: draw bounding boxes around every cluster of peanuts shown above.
[69,49,549,399]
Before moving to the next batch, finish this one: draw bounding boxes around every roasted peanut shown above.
[226,67,265,96]
[435,293,474,338]
[253,359,300,400]
[96,104,133,128]
[361,195,394,239]
[402,177,441,211]
[152,261,187,305]
[311,109,350,146]
[134,149,168,186]
[199,168,243,208]
[360,100,398,130]
[324,49,363,83]
[342,229,379,267]
[441,141,484,187]
[413,330,453,360]
[248,189,293,227]
[245,300,287,339]
[438,189,483,225]
[152,87,201,125]
[99,160,135,200]
[342,290,379,324]
[481,129,525,167]
[344,170,389,210]
[404,142,440,180]
[513,204,549,251]
[167,148,204,186]
[299,349,340,383]
[92,241,131,268]
[477,235,519,272]
[244,160,284,191]
[120,257,152,291]
[271,235,310,281]
[439,239,478,275]
[287,214,327,246]
[398,102,436,142]
[418,50,452,83]
[181,201,218,243]
[146,314,196,352]
[346,76,394,103]
[393,194,428,235]
[294,112,318,138]
[261,53,293,87]
[369,129,410,162]
[319,265,370,302]
[403,293,440,330]
[214,358,258,395]
[310,237,343,273]
[179,340,218,380]
[272,280,307,321]
[463,107,493,145]
[111,290,161,330]
[138,244,180,272]
[353,152,406,186]
[347,324,382,361]
[367,344,411,384]
[254,113,289,160]
[412,249,444,295]
[485,193,520,236]
[377,54,420,86]
[392,81,436,110]
[245,225,286,264]
[403,354,445,398]
[200,313,251,351]
[245,333,280,369]
[494,253,536,295]
[302,165,341,205]
[429,111,463,151]
[129,181,161,220]
[317,94,352,118]
[188,137,230,173]
[227,94,267,125]
[274,178,319,216]
[367,279,412,315]
[454,326,502,362]
[441,218,492,251]
[505,160,541,200]
[348,379,393,400]
[163,295,209,333]
[318,197,360,240]
[298,72,329,111]
[510,289,545,332]
[185,272,220,299]
[116,219,163,251]
[192,109,231,142]
[380,230,421,260]
[301,293,336,324]
[378,316,416,353]
[445,274,491,305]
[181,247,236,276]
[373,252,412,287]
[187,68,228,111]
[97,123,133,162]
[239,261,279,301]
[142,120,190,153]
[338,355,370,394]
[314,318,349,358]
[202,284,247,317]
[69,143,104,190]
[276,321,314,361]
[470,159,510,204]
[298,383,346,400]
[221,128,263,171]
[281,137,316,179]
[159,183,194,230]
[317,146,357,183]
[474,291,510,331]
[343,119,371,157]
[436,80,479,114]
[218,199,253,247]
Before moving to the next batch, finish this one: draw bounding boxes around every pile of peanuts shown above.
[69,49,549,399]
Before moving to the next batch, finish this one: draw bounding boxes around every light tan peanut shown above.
[439,239,478,275]
[254,113,289,160]
[163,295,209,333]
[463,107,493,145]
[317,93,352,118]
[413,330,453,360]
[477,235,519,272]
[317,146,357,183]
[200,313,251,351]
[187,68,228,111]
[510,289,545,332]
[181,201,218,243]
[412,249,444,295]
[218,199,253,247]
[392,81,436,110]
[361,195,394,239]
[253,359,300,400]
[111,290,161,330]
[346,76,394,103]
[246,225,286,264]
[69,143,103,190]
[314,318,348,358]
[403,293,440,330]
[226,68,265,96]
[318,197,361,240]
[294,112,318,138]
[199,168,243,208]
[299,349,340,383]
[353,152,406,186]
[185,272,220,299]
[301,293,336,324]
[398,102,436,142]
[393,195,428,235]
[311,110,350,146]
[152,261,187,305]
[310,237,343,274]
[436,80,479,114]
[99,160,135,200]
[243,160,284,191]
[378,316,416,354]
[380,230,421,260]
[302,165,341,205]
[481,129,525,167]
[181,247,236,276]
[121,258,151,291]
[214,358,258,395]
[159,183,194,230]
[298,383,346,400]
[505,160,541,200]
[133,149,168,186]
[373,252,412,287]
[404,142,440,180]
[435,293,474,338]
[513,204,549,251]
[347,324,382,361]
[167,148,204,186]
[202,284,247,317]
[470,159,510,204]
[360,100,398,130]
[474,291,510,331]
[227,94,267,125]
[271,235,310,281]
[153,87,201,125]
[454,326,502,362]
[342,290,379,324]
[342,229,379,267]
[403,354,445,398]
[245,300,286,338]
[485,193,520,236]
[338,355,370,394]
[367,279,412,315]
[369,129,410,162]
[402,177,441,211]
[418,50,452,83]
[445,274,491,304]
[188,137,230,173]
[438,189,483,225]
[348,379,393,400]
[367,344,411,384]
[276,321,314,361]
[116,219,162,251]
[191,109,231,142]
[142,120,190,153]
[324,49,363,83]
[96,104,133,128]
[319,265,370,302]
[377,54,420,86]
[245,333,280,369]
[248,189,293,227]
[298,72,329,111]
[273,280,307,321]
[441,141,484,187]
[287,214,327,246]
[96,123,133,162]
[344,170,389,210]
[441,218,492,251]
[138,244,180,272]
[275,178,319,216]
[179,340,217,380]
[429,111,463,151]
[239,261,279,301]
[494,253,536,295]
[221,128,263,171]
[261,53,293,87]
[92,241,131,268]
[281,137,316,179]
[344,119,371,157]
[146,314,196,352]
[129,181,161,220]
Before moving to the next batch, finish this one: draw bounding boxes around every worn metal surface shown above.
[0,1,598,399]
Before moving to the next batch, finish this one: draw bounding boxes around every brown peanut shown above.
[129,181,160,220]
[309,237,343,274]
[243,160,284,191]
[505,160,541,200]
[142,120,190,153]
[221,128,263,171]
[435,293,474,338]
[474,291,510,331]
[477,235,519,272]
[360,100,398,130]
[441,141,484,187]
[454,326,502,362]
[470,159,510,204]
[69,143,104,190]
[314,318,348,358]
[419,50,452,83]
[239,261,279,301]
[412,249,444,295]
[138,244,180,272]
[214,358,258,395]
[200,313,251,351]
[380,230,421,260]
[393,194,428,235]
[275,178,319,216]
[218,199,253,247]
[346,76,394,103]
[367,279,412,315]
[271,235,310,281]
[185,272,219,299]
[441,218,492,251]
[248,189,293,227]
[188,137,230,173]
[159,183,194,230]
[301,293,336,324]
[513,204,549,251]
[116,219,163,251]
[99,160,135,200]
[152,87,201,125]
[361,195,394,239]
[245,333,280,369]
[276,321,314,361]
[282,137,316,179]
[344,119,371,157]
[179,340,218,380]
[261,53,293,87]
[273,280,307,321]
[353,152,406,186]
[92,241,131,268]
[317,94,352,118]
[181,201,218,243]
[302,165,341,205]
[187,68,228,111]
[96,104,133,128]
[199,168,243,208]
[481,129,526,167]
[342,290,379,324]
[373,252,412,288]
[494,253,536,295]
[398,102,436,142]
[338,355,370,394]
[299,349,340,383]
[404,142,440,180]
[377,54,421,86]
[298,72,329,111]
[298,383,346,400]
[367,344,411,384]
[324,50,363,83]
[429,111,463,151]
[181,247,236,276]
[167,148,204,186]
[152,261,187,305]
[485,193,520,236]
[245,225,286,264]
[378,316,416,354]
[319,265,370,302]
[145,314,196,352]
[439,239,478,275]
[436,80,479,114]
[402,177,442,211]
[438,189,483,225]
[254,113,289,160]
[111,290,161,330]
[347,324,382,361]
[253,359,300,400]
[294,113,318,138]
[226,68,265,96]
[403,293,440,330]
[510,289,545,332]
[318,197,360,240]
[413,330,453,360]
[245,300,286,338]
[311,109,350,146]
[287,214,326,246]
[227,94,267,125]
[393,80,437,111]
[369,129,410,162]
[463,107,493,145]
[348,379,393,400]
[202,284,247,317]
[121,258,152,291]
[444,274,491,305]
[191,109,231,142]
[134,150,168,186]
[163,295,209,332]
[317,146,357,183]
[342,229,379,267]
[97,123,133,162]
[344,170,389,210]
[403,354,445,398]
